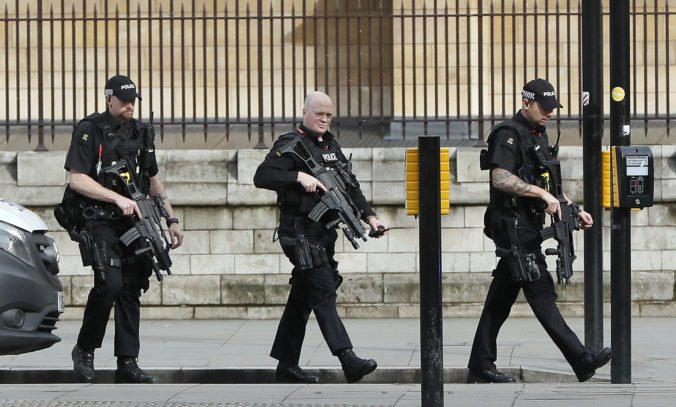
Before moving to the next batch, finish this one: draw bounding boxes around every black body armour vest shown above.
[486,119,554,216]
[81,112,153,196]
[276,131,352,217]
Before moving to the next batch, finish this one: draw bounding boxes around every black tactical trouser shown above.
[270,218,352,366]
[468,208,588,372]
[77,220,151,358]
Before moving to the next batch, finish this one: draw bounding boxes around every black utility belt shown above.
[82,204,122,222]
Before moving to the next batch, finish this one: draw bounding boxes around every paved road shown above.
[0,318,674,406]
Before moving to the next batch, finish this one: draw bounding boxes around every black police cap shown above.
[104,75,142,102]
[522,78,563,110]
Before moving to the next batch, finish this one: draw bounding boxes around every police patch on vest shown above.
[323,152,338,162]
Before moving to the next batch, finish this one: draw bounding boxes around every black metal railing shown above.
[0,0,673,150]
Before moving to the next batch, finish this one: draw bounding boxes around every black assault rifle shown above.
[531,141,581,284]
[102,159,173,281]
[277,140,368,249]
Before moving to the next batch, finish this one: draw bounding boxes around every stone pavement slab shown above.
[1,383,676,406]
[0,317,675,405]
[0,317,658,381]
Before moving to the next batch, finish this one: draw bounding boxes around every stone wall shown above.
[2,145,676,320]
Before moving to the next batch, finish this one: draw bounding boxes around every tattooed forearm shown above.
[492,168,532,196]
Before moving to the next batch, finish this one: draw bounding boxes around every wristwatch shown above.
[166,217,179,228]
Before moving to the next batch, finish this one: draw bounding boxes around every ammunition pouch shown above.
[279,233,330,272]
[281,233,341,290]
[495,245,541,283]
[309,242,330,269]
[278,214,339,287]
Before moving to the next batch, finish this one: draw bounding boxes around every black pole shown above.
[35,0,47,152]
[254,0,267,149]
[581,0,604,351]
[418,136,443,407]
[609,0,632,384]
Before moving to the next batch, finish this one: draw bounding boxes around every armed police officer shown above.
[466,78,611,383]
[254,91,386,384]
[61,75,184,383]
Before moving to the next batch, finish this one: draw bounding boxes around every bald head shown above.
[304,91,332,110]
[302,91,333,135]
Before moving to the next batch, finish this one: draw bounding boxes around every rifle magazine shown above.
[120,227,142,246]
[308,201,329,222]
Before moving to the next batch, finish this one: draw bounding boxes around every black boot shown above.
[115,357,158,384]
[275,363,319,383]
[467,368,515,383]
[71,345,95,383]
[574,347,612,382]
[337,349,377,383]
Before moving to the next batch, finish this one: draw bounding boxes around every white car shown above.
[0,198,63,355]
